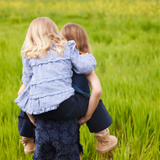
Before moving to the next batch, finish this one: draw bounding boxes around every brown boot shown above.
[94,128,117,153]
[20,137,36,154]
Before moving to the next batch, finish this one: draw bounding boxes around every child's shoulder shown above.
[67,40,75,45]
[66,40,76,48]
[66,40,77,53]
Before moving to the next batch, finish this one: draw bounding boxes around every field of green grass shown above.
[0,0,159,159]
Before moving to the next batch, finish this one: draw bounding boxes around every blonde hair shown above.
[61,23,92,55]
[21,17,67,59]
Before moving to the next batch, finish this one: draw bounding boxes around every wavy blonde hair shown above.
[61,23,92,55]
[21,17,67,59]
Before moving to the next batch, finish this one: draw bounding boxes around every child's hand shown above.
[78,116,91,126]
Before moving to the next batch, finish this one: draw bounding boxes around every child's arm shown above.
[18,84,26,96]
[70,41,97,75]
[18,84,36,126]
[22,57,33,87]
[78,70,102,125]
[18,57,32,96]
[18,58,35,125]
[26,113,36,126]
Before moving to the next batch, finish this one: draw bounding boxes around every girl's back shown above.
[15,39,96,115]
[72,72,90,98]
[28,41,74,101]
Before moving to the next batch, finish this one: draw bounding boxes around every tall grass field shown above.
[0,0,159,159]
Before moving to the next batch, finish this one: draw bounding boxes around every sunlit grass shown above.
[0,0,159,159]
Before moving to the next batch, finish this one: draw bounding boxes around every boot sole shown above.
[24,147,36,154]
[25,150,35,154]
[96,141,117,153]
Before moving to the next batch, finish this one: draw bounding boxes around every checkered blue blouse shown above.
[15,40,96,114]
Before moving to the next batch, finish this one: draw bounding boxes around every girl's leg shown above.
[18,110,36,154]
[53,119,81,160]
[94,128,117,153]
[33,120,55,160]
[34,119,81,160]
[32,94,77,121]
[84,99,117,153]
[55,143,80,160]
[32,92,112,131]
[56,93,117,153]
[18,110,35,138]
[86,100,112,133]
[57,93,113,133]
[32,93,117,153]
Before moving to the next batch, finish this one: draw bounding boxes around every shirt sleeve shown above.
[21,57,33,86]
[69,40,97,75]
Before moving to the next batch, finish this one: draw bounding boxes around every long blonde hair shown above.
[61,23,92,55]
[21,17,67,59]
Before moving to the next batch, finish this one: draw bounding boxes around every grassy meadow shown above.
[0,0,159,159]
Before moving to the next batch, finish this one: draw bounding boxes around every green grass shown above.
[0,0,159,159]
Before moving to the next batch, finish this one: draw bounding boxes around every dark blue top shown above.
[72,72,90,98]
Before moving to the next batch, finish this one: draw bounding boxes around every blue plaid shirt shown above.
[15,40,96,114]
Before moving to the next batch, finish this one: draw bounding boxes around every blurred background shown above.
[0,0,159,159]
